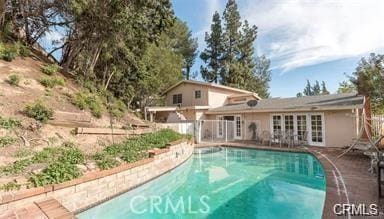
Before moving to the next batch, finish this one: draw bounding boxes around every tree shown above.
[312,80,321,95]
[337,81,356,94]
[169,19,198,80]
[245,55,271,98]
[349,53,384,113]
[321,81,329,95]
[221,0,242,85]
[200,11,224,83]
[303,80,312,96]
[296,92,303,97]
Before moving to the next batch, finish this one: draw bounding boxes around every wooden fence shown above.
[372,115,384,137]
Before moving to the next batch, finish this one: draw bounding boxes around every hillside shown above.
[0,54,149,169]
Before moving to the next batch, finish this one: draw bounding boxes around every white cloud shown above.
[240,0,384,71]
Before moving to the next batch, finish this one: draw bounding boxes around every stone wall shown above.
[0,140,194,213]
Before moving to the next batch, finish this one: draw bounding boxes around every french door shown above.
[271,113,325,146]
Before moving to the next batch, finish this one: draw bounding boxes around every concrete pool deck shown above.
[196,142,383,219]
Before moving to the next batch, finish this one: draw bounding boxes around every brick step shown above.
[76,127,153,135]
[48,120,93,128]
[35,198,74,219]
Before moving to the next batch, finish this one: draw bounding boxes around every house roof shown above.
[228,93,260,99]
[206,92,365,114]
[163,80,253,95]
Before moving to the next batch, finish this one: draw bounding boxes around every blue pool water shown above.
[78,147,326,219]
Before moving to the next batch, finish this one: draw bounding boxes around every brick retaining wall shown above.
[0,140,194,213]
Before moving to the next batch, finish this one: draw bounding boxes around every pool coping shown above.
[194,142,348,219]
[74,145,194,215]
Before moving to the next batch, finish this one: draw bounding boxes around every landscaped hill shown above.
[0,51,149,176]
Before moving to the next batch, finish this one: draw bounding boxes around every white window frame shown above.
[269,113,326,146]
[308,113,326,146]
[234,115,242,139]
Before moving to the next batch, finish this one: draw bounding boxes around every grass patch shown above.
[0,136,17,148]
[24,101,53,123]
[73,91,104,118]
[14,148,34,158]
[40,76,65,88]
[7,74,21,86]
[0,116,21,129]
[41,64,61,75]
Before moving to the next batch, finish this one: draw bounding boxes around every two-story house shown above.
[145,80,366,147]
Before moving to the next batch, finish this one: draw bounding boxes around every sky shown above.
[172,0,384,97]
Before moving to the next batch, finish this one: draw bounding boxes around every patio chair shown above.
[296,131,308,146]
[271,130,283,147]
[260,131,272,146]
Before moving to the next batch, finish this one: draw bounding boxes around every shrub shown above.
[0,116,21,129]
[93,153,119,170]
[0,136,16,148]
[41,64,61,75]
[73,91,104,118]
[40,76,65,88]
[0,43,18,62]
[14,148,34,158]
[111,99,126,118]
[8,74,21,86]
[24,101,53,123]
[29,162,82,186]
[0,181,21,191]
[94,129,185,170]
[0,159,32,175]
[16,42,30,57]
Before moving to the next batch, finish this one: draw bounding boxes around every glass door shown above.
[296,115,307,141]
[234,115,242,139]
[309,114,325,146]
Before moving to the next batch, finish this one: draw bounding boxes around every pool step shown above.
[35,198,74,219]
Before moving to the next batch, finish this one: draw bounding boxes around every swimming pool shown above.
[78,147,326,219]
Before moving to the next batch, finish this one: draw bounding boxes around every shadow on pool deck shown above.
[195,141,384,219]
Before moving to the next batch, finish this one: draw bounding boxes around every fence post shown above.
[225,120,228,142]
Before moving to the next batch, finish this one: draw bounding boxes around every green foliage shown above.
[349,53,384,113]
[0,42,18,62]
[93,153,119,170]
[8,74,21,86]
[0,136,17,147]
[337,81,356,94]
[73,91,104,118]
[200,11,224,83]
[41,64,61,75]
[40,76,65,88]
[14,148,34,158]
[95,129,184,170]
[0,42,29,61]
[0,181,21,191]
[29,162,82,187]
[0,159,32,175]
[0,116,21,129]
[301,80,329,96]
[110,99,126,118]
[24,101,54,123]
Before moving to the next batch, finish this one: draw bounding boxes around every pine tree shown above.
[303,80,312,96]
[312,80,321,95]
[321,81,330,95]
[200,11,224,83]
[222,0,242,85]
[239,20,257,88]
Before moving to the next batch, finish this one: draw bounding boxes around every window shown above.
[284,115,294,134]
[195,90,201,99]
[272,115,282,135]
[172,94,182,104]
